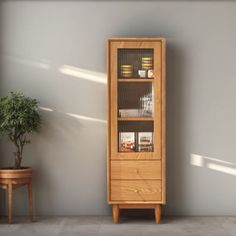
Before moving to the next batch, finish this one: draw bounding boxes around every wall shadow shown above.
[164,40,187,215]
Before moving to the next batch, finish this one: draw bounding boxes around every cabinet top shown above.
[108,38,166,42]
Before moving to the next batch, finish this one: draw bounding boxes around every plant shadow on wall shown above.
[31,107,106,215]
[31,66,108,215]
[0,53,109,215]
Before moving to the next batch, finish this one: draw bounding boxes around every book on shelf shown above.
[119,109,140,118]
[119,132,135,152]
[138,132,153,152]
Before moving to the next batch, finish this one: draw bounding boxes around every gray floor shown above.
[0,215,236,236]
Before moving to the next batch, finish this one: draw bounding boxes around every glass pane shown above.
[117,48,155,153]
[118,49,154,78]
[118,82,153,118]
[118,121,154,152]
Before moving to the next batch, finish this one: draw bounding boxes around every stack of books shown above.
[121,64,133,78]
[138,132,153,152]
[119,132,135,152]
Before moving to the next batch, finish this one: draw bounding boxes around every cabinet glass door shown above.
[109,41,162,159]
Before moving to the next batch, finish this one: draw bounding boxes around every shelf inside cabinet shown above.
[118,78,154,82]
[118,117,154,121]
[118,82,153,119]
[118,120,154,153]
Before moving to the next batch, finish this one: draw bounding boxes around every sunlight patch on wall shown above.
[207,163,236,176]
[190,153,234,167]
[59,65,107,84]
[4,55,50,70]
[39,106,54,112]
[202,156,234,165]
[38,107,106,124]
[190,154,203,167]
[190,153,236,176]
[66,112,107,124]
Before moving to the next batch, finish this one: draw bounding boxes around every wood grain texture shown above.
[161,39,166,204]
[111,152,160,160]
[107,40,111,206]
[111,180,162,201]
[119,204,156,209]
[0,168,32,179]
[108,38,165,42]
[109,41,118,159]
[108,200,164,204]
[111,160,161,180]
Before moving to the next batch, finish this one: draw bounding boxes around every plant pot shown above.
[0,167,32,179]
[0,167,33,223]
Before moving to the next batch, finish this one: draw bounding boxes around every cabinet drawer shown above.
[111,161,161,180]
[111,180,161,201]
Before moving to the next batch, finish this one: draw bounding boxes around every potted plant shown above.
[0,92,41,169]
[0,92,41,223]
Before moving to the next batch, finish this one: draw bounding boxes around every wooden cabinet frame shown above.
[107,38,166,223]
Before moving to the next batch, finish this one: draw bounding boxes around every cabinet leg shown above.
[7,181,13,224]
[112,204,119,224]
[155,204,161,224]
[28,181,33,221]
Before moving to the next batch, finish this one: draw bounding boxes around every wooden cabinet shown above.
[107,38,166,223]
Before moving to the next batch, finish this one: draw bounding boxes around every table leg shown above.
[155,204,161,224]
[112,204,119,224]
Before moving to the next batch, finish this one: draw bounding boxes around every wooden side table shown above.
[0,168,33,224]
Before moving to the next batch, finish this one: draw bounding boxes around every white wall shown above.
[1,0,236,216]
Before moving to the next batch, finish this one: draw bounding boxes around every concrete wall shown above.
[1,0,236,216]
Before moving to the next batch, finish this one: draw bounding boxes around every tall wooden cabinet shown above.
[107,38,166,224]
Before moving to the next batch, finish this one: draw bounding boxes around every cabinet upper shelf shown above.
[118,117,154,121]
[118,78,154,82]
